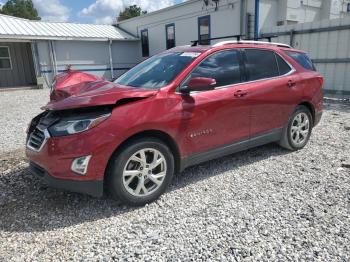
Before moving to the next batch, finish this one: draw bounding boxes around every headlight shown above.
[49,113,111,137]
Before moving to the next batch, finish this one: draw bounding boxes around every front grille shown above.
[26,111,56,152]
[27,128,47,151]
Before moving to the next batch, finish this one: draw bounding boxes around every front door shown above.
[176,49,250,156]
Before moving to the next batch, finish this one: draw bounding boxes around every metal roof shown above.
[0,14,137,41]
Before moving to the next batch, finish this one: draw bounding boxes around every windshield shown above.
[114,52,200,89]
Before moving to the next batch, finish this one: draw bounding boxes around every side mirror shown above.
[180,77,216,94]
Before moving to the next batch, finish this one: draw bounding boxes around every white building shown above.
[1,0,350,93]
[117,0,350,57]
[0,14,140,88]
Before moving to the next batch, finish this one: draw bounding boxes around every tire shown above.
[279,105,313,151]
[106,137,174,206]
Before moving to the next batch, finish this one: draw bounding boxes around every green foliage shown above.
[117,5,147,22]
[0,0,41,20]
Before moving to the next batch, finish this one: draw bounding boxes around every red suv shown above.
[26,41,323,205]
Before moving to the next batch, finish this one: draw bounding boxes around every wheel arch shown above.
[105,129,181,179]
[298,101,315,126]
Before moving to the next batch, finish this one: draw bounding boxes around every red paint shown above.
[44,81,157,111]
[26,43,323,184]
[50,69,102,102]
[187,77,216,90]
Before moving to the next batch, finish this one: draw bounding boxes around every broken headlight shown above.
[49,113,111,137]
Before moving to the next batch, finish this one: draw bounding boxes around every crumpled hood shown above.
[44,80,158,111]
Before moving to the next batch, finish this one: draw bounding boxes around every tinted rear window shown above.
[244,49,279,81]
[285,51,316,71]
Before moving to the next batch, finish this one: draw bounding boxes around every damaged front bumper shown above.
[28,161,103,197]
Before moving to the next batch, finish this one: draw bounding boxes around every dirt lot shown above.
[0,89,349,261]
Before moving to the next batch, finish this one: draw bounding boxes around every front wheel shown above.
[279,105,313,151]
[107,138,174,206]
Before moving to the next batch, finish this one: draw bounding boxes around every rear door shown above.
[176,49,250,155]
[240,48,301,137]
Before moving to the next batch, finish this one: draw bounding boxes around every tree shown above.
[0,0,41,20]
[117,5,147,22]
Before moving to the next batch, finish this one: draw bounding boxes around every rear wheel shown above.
[279,105,313,151]
[107,138,174,206]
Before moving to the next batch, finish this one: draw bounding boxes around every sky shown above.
[0,0,186,24]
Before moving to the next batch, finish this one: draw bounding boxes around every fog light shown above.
[71,155,91,175]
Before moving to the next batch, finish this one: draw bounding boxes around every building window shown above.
[165,23,176,49]
[347,3,350,12]
[141,29,149,57]
[0,46,12,70]
[198,15,211,45]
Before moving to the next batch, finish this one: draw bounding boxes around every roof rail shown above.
[191,34,245,46]
[212,40,291,48]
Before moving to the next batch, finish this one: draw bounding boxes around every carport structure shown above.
[0,14,140,89]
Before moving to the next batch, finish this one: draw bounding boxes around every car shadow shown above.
[0,143,289,233]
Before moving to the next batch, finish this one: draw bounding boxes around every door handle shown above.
[234,90,248,98]
[287,80,297,88]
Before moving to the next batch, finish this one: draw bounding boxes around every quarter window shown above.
[182,49,241,89]
[141,29,149,57]
[0,46,12,70]
[244,49,279,81]
[166,24,176,50]
[198,16,210,45]
[285,51,316,71]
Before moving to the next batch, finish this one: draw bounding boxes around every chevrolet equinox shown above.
[26,41,323,206]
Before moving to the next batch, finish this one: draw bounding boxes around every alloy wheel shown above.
[290,112,310,145]
[122,148,167,197]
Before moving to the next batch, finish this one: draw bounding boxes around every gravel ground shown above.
[0,89,50,152]
[0,90,349,261]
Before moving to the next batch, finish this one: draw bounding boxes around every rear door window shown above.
[182,49,242,89]
[243,49,279,81]
[276,54,292,75]
[285,51,316,71]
